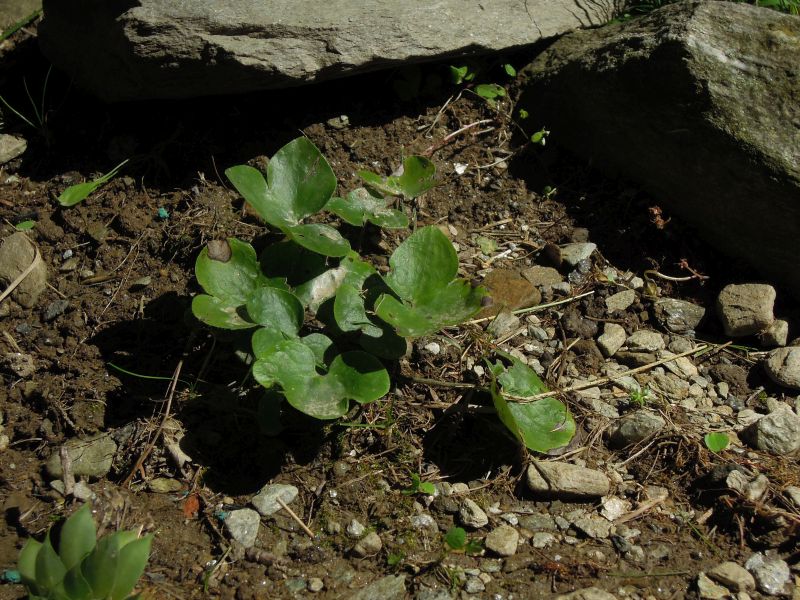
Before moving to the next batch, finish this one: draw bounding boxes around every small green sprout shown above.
[628,386,651,407]
[15,220,35,231]
[518,109,529,120]
[17,503,152,600]
[530,127,550,146]
[58,159,128,207]
[387,552,404,567]
[402,473,436,496]
[358,155,437,200]
[449,65,476,85]
[704,432,730,453]
[444,527,482,555]
[474,83,506,107]
[503,63,517,77]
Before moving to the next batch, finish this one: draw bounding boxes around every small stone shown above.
[697,572,729,600]
[598,323,626,357]
[353,531,382,557]
[422,342,441,355]
[600,497,631,521]
[252,483,299,516]
[658,350,699,379]
[571,513,613,539]
[45,434,118,479]
[708,562,756,592]
[556,587,618,600]
[308,577,324,592]
[626,330,665,352]
[0,232,48,308]
[605,290,636,313]
[346,519,366,538]
[148,477,184,493]
[607,411,666,448]
[744,553,791,596]
[717,284,776,337]
[43,299,70,322]
[654,298,706,333]
[349,575,406,600]
[486,310,522,339]
[517,513,557,531]
[522,265,563,287]
[224,508,260,548]
[485,525,519,556]
[3,352,36,378]
[463,578,485,594]
[71,481,95,501]
[459,499,489,528]
[743,404,800,454]
[0,133,27,164]
[531,532,557,548]
[562,309,598,339]
[410,514,436,531]
[560,243,597,268]
[326,114,350,129]
[764,347,800,391]
[526,462,610,500]
[761,320,789,347]
[482,269,541,314]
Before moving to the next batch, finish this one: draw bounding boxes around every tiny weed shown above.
[628,386,651,407]
[58,159,129,207]
[402,473,436,496]
[444,527,482,555]
[704,432,730,453]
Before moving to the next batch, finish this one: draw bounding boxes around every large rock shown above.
[0,232,47,308]
[518,2,800,298]
[38,0,617,102]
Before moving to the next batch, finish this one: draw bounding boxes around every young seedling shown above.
[704,432,730,453]
[58,159,129,207]
[17,503,152,600]
[449,65,476,85]
[443,527,482,555]
[402,473,436,496]
[474,83,506,108]
[358,155,437,200]
[628,386,651,407]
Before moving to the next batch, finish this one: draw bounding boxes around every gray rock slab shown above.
[764,347,800,391]
[348,575,406,600]
[45,434,117,479]
[526,461,610,500]
[761,319,789,347]
[707,561,755,592]
[39,0,617,102]
[598,323,626,357]
[485,524,519,557]
[626,330,665,352]
[0,232,47,308]
[560,242,597,268]
[224,508,260,548]
[605,289,635,313]
[654,298,706,334]
[607,410,666,448]
[743,404,800,454]
[517,2,800,299]
[717,284,776,337]
[459,499,488,529]
[744,553,791,596]
[0,134,27,165]
[251,483,299,516]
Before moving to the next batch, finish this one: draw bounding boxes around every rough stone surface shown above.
[607,411,666,448]
[764,347,800,391]
[45,434,117,479]
[654,298,706,334]
[482,269,541,315]
[348,575,406,600]
[39,0,617,102]
[518,2,800,298]
[761,319,789,347]
[717,284,776,337]
[353,531,382,557]
[626,330,665,352]
[0,232,48,308]
[224,508,260,548]
[556,588,618,600]
[251,483,299,516]
[522,265,563,288]
[743,404,800,454]
[697,572,729,600]
[605,290,636,313]
[597,323,626,357]
[459,499,489,529]
[560,243,597,268]
[744,553,791,596]
[485,525,519,557]
[526,461,610,500]
[708,562,756,592]
[0,134,27,164]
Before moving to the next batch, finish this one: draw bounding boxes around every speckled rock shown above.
[459,499,489,528]
[761,319,789,347]
[607,410,666,448]
[45,434,117,479]
[743,404,800,454]
[349,575,406,600]
[251,483,299,516]
[707,561,755,592]
[717,284,776,337]
[224,508,260,548]
[764,347,800,391]
[0,232,48,308]
[485,525,519,556]
[526,461,610,500]
[353,531,382,557]
[598,323,626,357]
[745,553,791,596]
[654,298,706,334]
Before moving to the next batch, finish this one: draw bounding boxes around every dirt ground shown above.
[0,23,798,600]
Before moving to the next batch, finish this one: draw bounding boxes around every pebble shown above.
[560,242,597,268]
[3,352,36,378]
[422,342,441,355]
[0,232,48,308]
[463,578,485,594]
[764,347,800,390]
[607,410,666,448]
[600,497,631,521]
[570,513,613,539]
[598,323,626,357]
[484,524,519,556]
[716,284,776,336]
[252,483,299,516]
[45,434,118,479]
[605,289,636,313]
[707,562,755,592]
[658,350,699,379]
[654,298,706,334]
[224,508,260,548]
[0,133,27,164]
[556,587,618,600]
[526,461,610,500]
[459,499,488,528]
[43,299,70,322]
[761,320,789,347]
[410,514,437,531]
[353,531,382,557]
[486,310,522,339]
[531,532,557,548]
[522,265,563,287]
[744,553,791,596]
[308,577,324,592]
[148,477,184,493]
[743,404,800,454]
[346,519,366,538]
[349,575,406,600]
[697,572,729,600]
[626,330,665,352]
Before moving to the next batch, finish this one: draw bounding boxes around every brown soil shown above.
[0,27,798,600]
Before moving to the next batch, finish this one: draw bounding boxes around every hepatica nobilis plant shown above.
[191,137,574,451]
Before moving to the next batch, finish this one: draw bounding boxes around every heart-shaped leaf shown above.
[195,238,266,306]
[327,351,390,404]
[326,188,409,229]
[192,295,256,330]
[288,223,350,257]
[245,287,304,335]
[358,156,437,199]
[704,432,730,453]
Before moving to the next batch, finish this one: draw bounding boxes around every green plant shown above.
[0,65,54,144]
[704,432,730,453]
[58,160,128,207]
[474,83,506,107]
[402,473,435,496]
[17,504,152,600]
[530,127,550,146]
[449,65,476,85]
[617,0,798,18]
[628,385,651,407]
[358,155,437,200]
[443,527,482,554]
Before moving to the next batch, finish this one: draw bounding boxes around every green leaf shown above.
[81,534,121,598]
[326,188,409,229]
[475,83,506,100]
[384,226,457,304]
[195,238,265,306]
[245,286,303,336]
[35,533,66,593]
[449,65,470,85]
[300,333,334,365]
[495,355,548,396]
[15,219,35,231]
[358,156,437,200]
[503,63,517,77]
[58,159,128,207]
[192,295,255,330]
[18,539,42,594]
[109,535,152,600]
[444,527,466,550]
[327,351,390,404]
[251,326,287,359]
[58,504,96,570]
[334,283,383,337]
[704,432,730,453]
[260,240,327,287]
[288,223,350,257]
[518,109,529,120]
[226,165,291,229]
[62,565,93,600]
